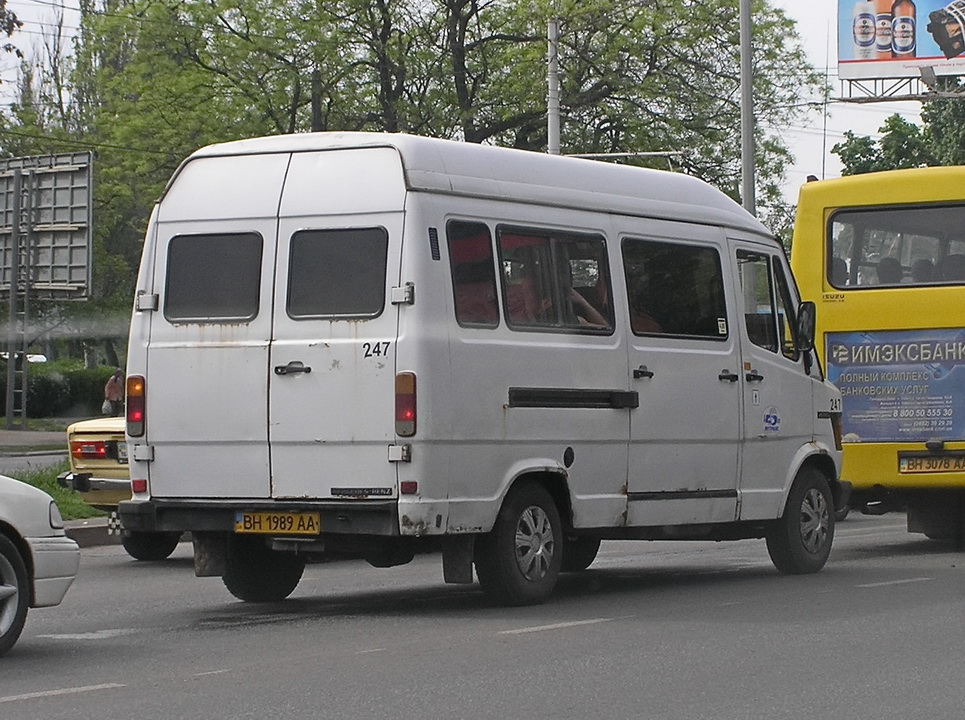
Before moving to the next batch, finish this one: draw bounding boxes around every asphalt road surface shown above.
[2,514,962,720]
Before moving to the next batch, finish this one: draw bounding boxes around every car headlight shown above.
[49,500,65,530]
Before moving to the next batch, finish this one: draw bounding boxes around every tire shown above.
[560,536,601,572]
[222,535,305,603]
[766,466,835,575]
[834,505,850,522]
[474,483,562,606]
[0,534,30,658]
[121,531,182,561]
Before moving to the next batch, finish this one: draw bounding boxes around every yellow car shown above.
[57,417,181,560]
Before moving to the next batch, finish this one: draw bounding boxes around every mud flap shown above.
[442,535,475,584]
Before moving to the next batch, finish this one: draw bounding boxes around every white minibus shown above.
[120,133,844,605]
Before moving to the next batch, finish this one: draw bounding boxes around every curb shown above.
[65,517,122,548]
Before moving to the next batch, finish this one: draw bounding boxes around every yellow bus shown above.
[791,167,965,541]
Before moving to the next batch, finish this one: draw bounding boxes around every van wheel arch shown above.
[474,476,567,605]
[793,455,847,519]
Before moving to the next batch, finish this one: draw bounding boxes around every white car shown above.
[0,474,80,657]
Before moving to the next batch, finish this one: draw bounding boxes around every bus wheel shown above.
[121,531,182,561]
[561,536,601,572]
[766,466,834,574]
[223,535,305,603]
[474,483,562,605]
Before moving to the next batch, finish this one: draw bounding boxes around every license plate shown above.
[117,442,128,463]
[898,454,965,474]
[234,511,321,535]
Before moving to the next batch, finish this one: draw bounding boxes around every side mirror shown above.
[796,301,816,353]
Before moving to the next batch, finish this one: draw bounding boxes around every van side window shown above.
[496,227,613,333]
[164,233,263,322]
[621,238,728,339]
[287,228,388,318]
[737,250,799,360]
[447,221,499,328]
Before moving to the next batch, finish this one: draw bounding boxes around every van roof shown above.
[178,132,771,236]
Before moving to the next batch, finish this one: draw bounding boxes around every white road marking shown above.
[37,629,139,640]
[0,684,124,703]
[499,618,612,635]
[356,648,386,654]
[856,577,933,588]
[195,670,230,677]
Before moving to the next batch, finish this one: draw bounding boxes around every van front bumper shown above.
[119,498,401,537]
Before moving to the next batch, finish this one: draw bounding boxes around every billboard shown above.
[839,0,965,79]
[826,329,965,443]
[0,152,93,297]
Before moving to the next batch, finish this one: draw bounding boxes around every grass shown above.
[14,459,105,521]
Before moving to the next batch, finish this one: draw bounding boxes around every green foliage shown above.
[16,459,105,521]
[0,360,115,417]
[1,0,825,349]
[831,98,965,175]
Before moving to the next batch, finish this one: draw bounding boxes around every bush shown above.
[0,360,117,417]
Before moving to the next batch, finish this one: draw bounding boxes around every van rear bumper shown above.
[119,498,400,537]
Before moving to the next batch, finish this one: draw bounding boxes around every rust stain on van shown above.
[400,515,429,535]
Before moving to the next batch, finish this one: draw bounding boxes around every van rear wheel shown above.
[766,466,834,574]
[223,535,305,603]
[474,483,562,606]
[561,536,601,572]
[121,531,182,561]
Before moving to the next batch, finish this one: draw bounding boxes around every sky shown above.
[771,0,924,202]
[2,0,928,204]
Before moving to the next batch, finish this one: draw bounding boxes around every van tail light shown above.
[127,375,146,437]
[71,440,108,460]
[395,372,416,437]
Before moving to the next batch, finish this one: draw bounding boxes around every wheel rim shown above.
[0,553,20,635]
[514,505,556,581]
[799,487,830,553]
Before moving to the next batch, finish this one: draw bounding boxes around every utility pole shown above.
[547,19,560,155]
[739,0,756,215]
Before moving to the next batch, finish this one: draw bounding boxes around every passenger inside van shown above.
[628,288,664,334]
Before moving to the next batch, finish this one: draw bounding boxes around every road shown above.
[0,451,65,477]
[1,514,962,720]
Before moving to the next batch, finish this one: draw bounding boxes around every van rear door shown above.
[268,148,405,499]
[145,153,289,498]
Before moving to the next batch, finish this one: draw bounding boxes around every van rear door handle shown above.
[633,365,654,379]
[274,361,312,376]
[718,370,739,382]
[745,370,764,382]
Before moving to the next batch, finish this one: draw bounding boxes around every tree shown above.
[831,99,965,175]
[0,0,824,361]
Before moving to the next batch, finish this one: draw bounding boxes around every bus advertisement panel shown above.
[826,328,965,443]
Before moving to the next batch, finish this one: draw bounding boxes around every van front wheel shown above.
[766,466,834,574]
[474,483,562,606]
[223,535,305,603]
